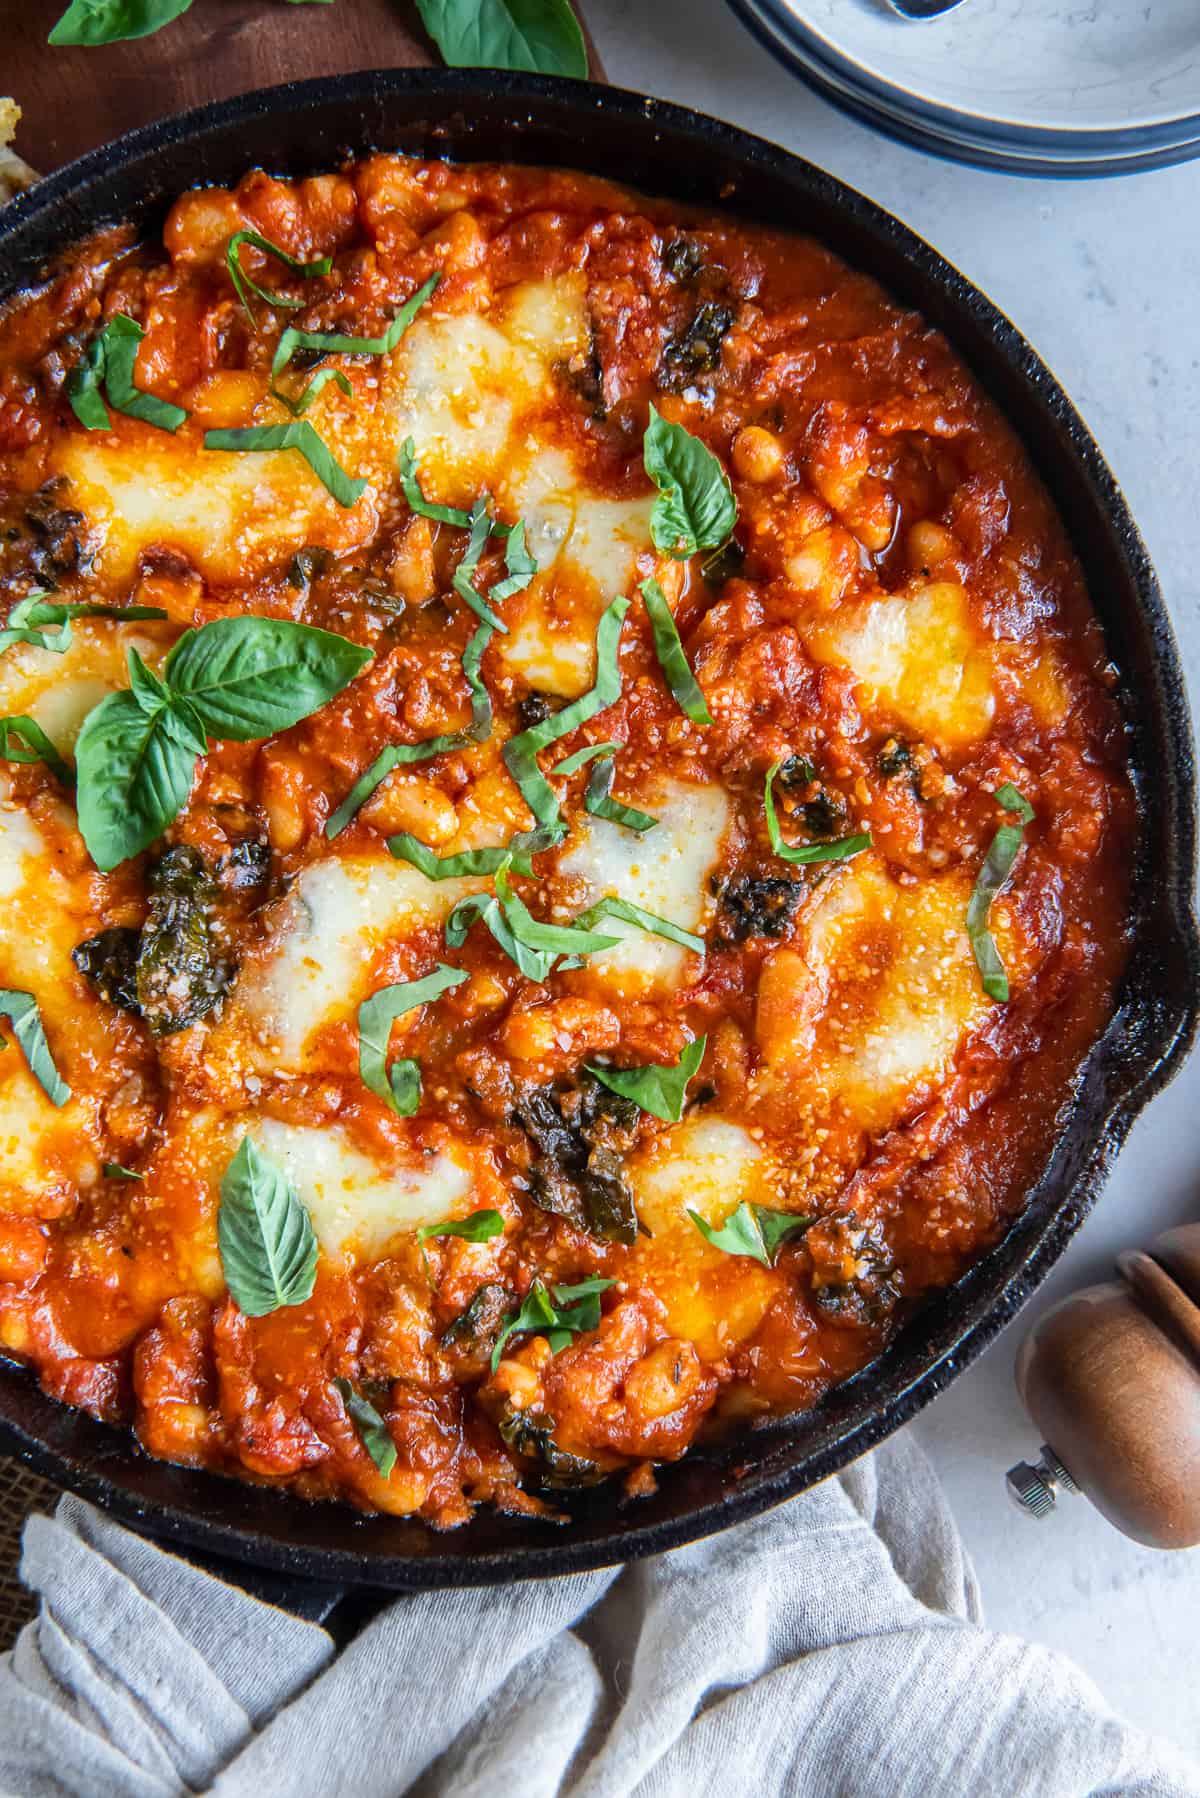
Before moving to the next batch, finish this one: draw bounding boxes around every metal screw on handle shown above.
[1006,1445,1080,1519]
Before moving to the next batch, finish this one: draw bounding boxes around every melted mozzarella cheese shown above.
[803,581,995,749]
[250,1119,473,1262]
[629,1118,780,1358]
[758,853,1021,1136]
[558,780,729,990]
[230,853,482,1068]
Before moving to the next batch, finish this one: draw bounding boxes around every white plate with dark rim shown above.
[726,0,1200,177]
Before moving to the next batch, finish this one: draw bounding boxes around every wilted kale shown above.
[660,302,734,390]
[517,692,557,730]
[497,1403,603,1490]
[701,535,745,589]
[72,845,240,1036]
[442,1283,516,1358]
[714,873,804,945]
[661,236,707,282]
[877,738,914,779]
[286,545,333,590]
[512,1074,641,1245]
[71,927,140,1011]
[805,1213,900,1326]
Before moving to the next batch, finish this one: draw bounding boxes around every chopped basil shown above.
[270,273,440,410]
[0,716,73,785]
[688,1201,815,1267]
[452,496,508,632]
[967,782,1035,1003]
[416,1208,505,1247]
[574,894,704,956]
[491,519,538,601]
[640,577,713,726]
[389,837,534,879]
[217,1136,319,1317]
[102,1162,144,1181]
[0,990,71,1107]
[491,1275,614,1373]
[325,619,493,837]
[331,1377,397,1478]
[272,366,352,418]
[502,596,628,833]
[446,864,619,982]
[203,421,365,508]
[357,965,468,1117]
[399,438,473,528]
[643,403,737,558]
[587,1035,705,1123]
[583,756,657,833]
[76,618,370,870]
[0,596,169,657]
[414,0,587,77]
[68,314,188,435]
[764,761,871,866]
[226,228,333,328]
[550,740,620,777]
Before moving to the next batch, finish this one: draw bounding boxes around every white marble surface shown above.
[586,0,1200,1757]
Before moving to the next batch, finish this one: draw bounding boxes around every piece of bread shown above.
[0,99,37,202]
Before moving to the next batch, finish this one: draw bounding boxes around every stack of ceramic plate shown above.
[727,0,1200,176]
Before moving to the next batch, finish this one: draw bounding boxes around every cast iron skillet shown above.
[0,71,1195,1604]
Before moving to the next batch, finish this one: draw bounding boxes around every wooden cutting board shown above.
[9,0,605,173]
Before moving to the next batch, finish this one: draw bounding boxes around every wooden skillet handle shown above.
[8,0,606,174]
[1008,1222,1200,1547]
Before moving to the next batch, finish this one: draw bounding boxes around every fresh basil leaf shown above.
[0,990,71,1107]
[164,615,370,740]
[325,620,492,837]
[452,494,509,632]
[414,0,587,78]
[967,783,1035,1003]
[102,1162,143,1181]
[640,576,713,726]
[331,1377,397,1478]
[764,761,871,866]
[358,964,467,1116]
[204,422,366,508]
[217,1136,318,1316]
[49,0,192,47]
[0,716,73,785]
[688,1201,814,1267]
[587,1035,705,1123]
[643,403,737,558]
[584,755,656,833]
[550,740,620,777]
[491,1274,613,1373]
[574,894,704,955]
[399,438,474,528]
[416,1208,505,1247]
[75,683,198,871]
[271,273,440,404]
[226,229,333,328]
[99,315,188,433]
[490,519,537,602]
[274,366,353,419]
[502,596,628,833]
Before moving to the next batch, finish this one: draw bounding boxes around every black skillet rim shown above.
[0,69,1195,1590]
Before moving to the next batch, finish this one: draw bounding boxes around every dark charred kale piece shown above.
[517,692,557,730]
[287,545,333,590]
[661,236,706,282]
[701,535,745,588]
[660,302,734,391]
[877,738,914,779]
[805,1213,900,1326]
[442,1282,516,1356]
[497,1403,603,1490]
[24,481,88,586]
[803,789,849,838]
[776,755,816,789]
[135,846,235,1036]
[72,927,141,1012]
[218,837,271,892]
[714,872,804,946]
[556,345,606,419]
[512,1074,641,1246]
